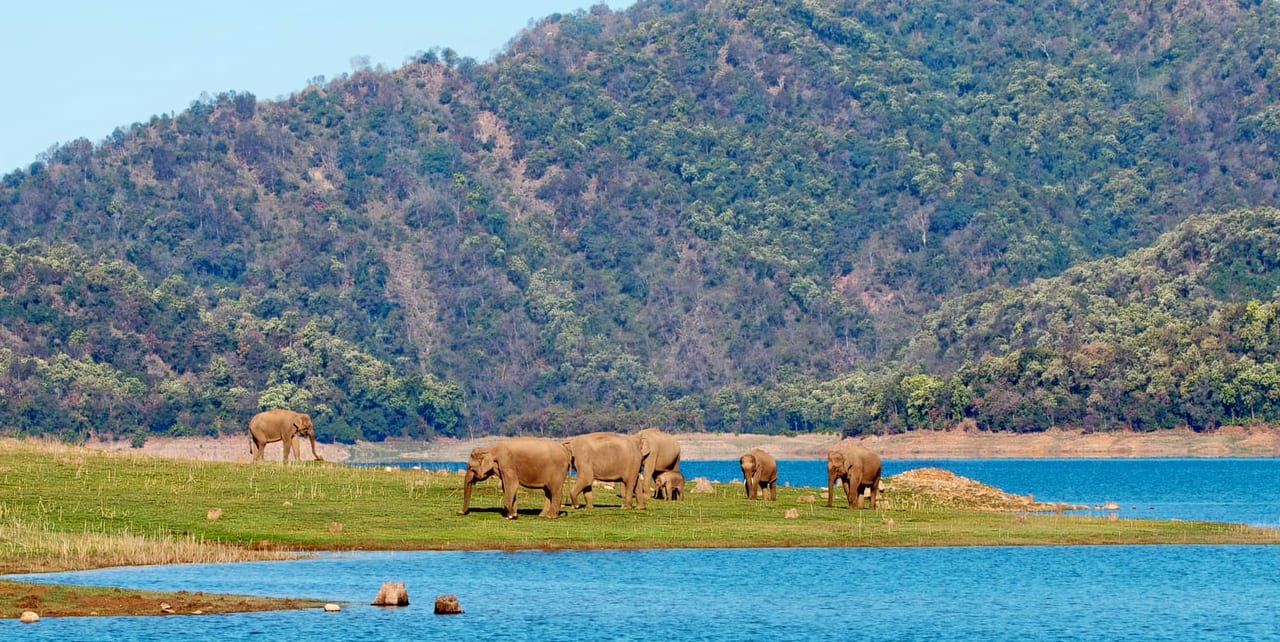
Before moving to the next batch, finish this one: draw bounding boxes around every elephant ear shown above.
[830,451,846,472]
[638,435,652,459]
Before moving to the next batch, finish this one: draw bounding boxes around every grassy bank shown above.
[3,438,1278,573]
[4,438,1278,617]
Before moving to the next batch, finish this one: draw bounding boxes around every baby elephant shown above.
[652,470,685,500]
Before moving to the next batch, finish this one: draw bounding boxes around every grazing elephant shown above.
[826,440,882,509]
[652,470,685,500]
[565,432,649,509]
[458,437,572,519]
[249,409,323,462]
[739,448,779,500]
[636,428,682,499]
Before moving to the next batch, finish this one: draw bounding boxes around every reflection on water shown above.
[7,546,1280,641]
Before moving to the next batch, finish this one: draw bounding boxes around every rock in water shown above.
[20,611,39,623]
[371,581,409,606]
[434,594,463,615]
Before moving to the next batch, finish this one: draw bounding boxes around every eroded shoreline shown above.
[81,425,1280,464]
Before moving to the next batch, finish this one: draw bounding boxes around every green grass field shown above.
[2,438,1278,576]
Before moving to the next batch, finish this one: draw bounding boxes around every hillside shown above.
[1,0,1279,442]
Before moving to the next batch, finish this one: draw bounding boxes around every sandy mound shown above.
[885,467,1061,512]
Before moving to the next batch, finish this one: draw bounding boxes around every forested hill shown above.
[1,0,1278,444]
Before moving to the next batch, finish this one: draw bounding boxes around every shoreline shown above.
[87,425,1280,463]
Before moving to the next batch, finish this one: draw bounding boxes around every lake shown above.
[6,459,1280,641]
[377,457,1280,526]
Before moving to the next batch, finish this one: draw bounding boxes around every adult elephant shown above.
[636,428,681,499]
[458,437,571,519]
[739,448,778,500]
[249,409,322,462]
[565,432,649,509]
[826,440,882,509]
[653,470,685,500]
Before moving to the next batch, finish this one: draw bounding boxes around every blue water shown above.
[6,459,1280,640]
[7,547,1280,641]
[384,457,1280,526]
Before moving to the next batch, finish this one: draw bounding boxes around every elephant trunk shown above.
[459,470,477,515]
[827,469,837,507]
[305,431,322,461]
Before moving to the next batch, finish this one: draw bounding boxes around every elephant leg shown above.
[868,477,880,509]
[501,478,520,519]
[768,482,777,501]
[569,474,591,509]
[628,477,645,510]
[539,489,554,518]
[843,479,856,509]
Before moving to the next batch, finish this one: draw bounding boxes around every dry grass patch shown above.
[883,467,1067,511]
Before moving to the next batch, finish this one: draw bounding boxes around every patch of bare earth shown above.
[90,426,1280,464]
[0,581,326,619]
[884,468,1062,512]
[87,436,350,463]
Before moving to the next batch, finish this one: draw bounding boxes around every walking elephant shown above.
[249,409,323,462]
[739,448,778,500]
[826,440,882,509]
[653,470,685,500]
[564,432,649,509]
[458,437,571,519]
[636,428,682,499]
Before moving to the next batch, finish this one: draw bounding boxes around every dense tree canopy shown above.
[1,0,1278,443]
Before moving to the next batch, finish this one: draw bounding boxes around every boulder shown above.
[784,508,800,519]
[20,611,39,623]
[324,603,341,612]
[434,594,463,615]
[372,581,410,607]
[690,477,715,493]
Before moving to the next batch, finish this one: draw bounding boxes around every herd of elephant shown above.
[456,429,884,520]
[245,410,883,520]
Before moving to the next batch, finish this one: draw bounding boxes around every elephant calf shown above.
[636,427,682,500]
[653,470,685,500]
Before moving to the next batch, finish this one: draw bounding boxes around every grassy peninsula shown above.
[2,438,1278,616]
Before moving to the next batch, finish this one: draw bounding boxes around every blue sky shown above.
[0,1,635,174]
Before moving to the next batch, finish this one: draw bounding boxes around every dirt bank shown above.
[93,426,1280,463]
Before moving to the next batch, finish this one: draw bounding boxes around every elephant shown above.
[739,448,779,500]
[652,470,685,500]
[826,440,882,509]
[458,437,572,519]
[248,409,323,462]
[564,431,649,509]
[636,428,682,499]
